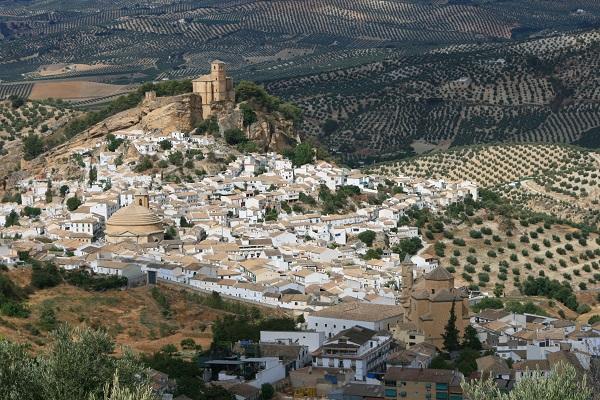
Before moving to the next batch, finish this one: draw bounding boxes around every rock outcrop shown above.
[16,92,298,180]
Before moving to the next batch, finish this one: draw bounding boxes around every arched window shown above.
[139,199,143,206]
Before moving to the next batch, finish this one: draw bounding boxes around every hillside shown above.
[421,212,600,299]
[0,269,218,353]
[1,83,299,187]
[370,143,600,226]
[2,0,599,84]
[268,29,600,164]
[0,99,81,180]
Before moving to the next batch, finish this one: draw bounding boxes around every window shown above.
[384,389,397,397]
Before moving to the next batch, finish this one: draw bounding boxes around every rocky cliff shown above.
[14,92,299,181]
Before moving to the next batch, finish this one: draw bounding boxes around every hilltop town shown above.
[0,62,599,400]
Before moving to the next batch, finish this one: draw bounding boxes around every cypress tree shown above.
[442,300,460,352]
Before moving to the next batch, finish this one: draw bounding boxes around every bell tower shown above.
[400,257,414,318]
[134,188,149,208]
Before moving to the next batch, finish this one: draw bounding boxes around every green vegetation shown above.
[357,230,376,247]
[462,361,590,400]
[22,133,44,160]
[142,350,233,400]
[66,196,81,211]
[236,81,301,122]
[318,184,360,214]
[0,325,150,400]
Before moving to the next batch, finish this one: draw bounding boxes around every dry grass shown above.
[0,270,220,355]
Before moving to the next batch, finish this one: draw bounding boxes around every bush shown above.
[453,238,466,246]
[465,265,476,274]
[23,134,44,160]
[357,230,376,247]
[466,255,478,265]
[0,301,30,318]
[577,304,591,314]
[31,263,61,289]
[224,128,247,145]
[469,230,482,239]
[471,297,503,313]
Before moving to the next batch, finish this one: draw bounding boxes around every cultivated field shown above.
[372,144,600,225]
[1,1,599,159]
[424,214,600,297]
[267,30,600,164]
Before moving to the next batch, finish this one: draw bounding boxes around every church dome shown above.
[105,204,163,243]
[107,204,161,227]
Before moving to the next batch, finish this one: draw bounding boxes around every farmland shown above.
[372,143,600,226]
[1,0,600,160]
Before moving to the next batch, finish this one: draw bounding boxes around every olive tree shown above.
[461,362,590,400]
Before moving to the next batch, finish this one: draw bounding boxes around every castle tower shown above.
[192,60,235,118]
[134,188,149,209]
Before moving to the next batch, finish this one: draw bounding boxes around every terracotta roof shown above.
[310,301,403,322]
[424,265,453,281]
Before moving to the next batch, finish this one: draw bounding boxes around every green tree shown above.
[5,210,19,227]
[260,383,275,400]
[66,196,82,211]
[23,134,45,160]
[291,142,313,166]
[90,370,156,400]
[0,325,150,400]
[442,300,460,352]
[357,230,376,247]
[461,362,590,400]
[159,140,172,150]
[168,151,184,166]
[240,103,257,127]
[89,166,97,185]
[59,185,69,197]
[462,325,482,351]
[45,189,53,203]
[224,128,247,145]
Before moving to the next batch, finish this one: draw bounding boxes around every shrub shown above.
[453,238,466,246]
[469,230,482,239]
[224,128,247,145]
[66,196,81,211]
[577,304,591,314]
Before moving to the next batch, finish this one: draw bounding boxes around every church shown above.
[105,189,164,244]
[398,260,471,348]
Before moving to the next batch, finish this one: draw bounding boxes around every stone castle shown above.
[192,60,235,117]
